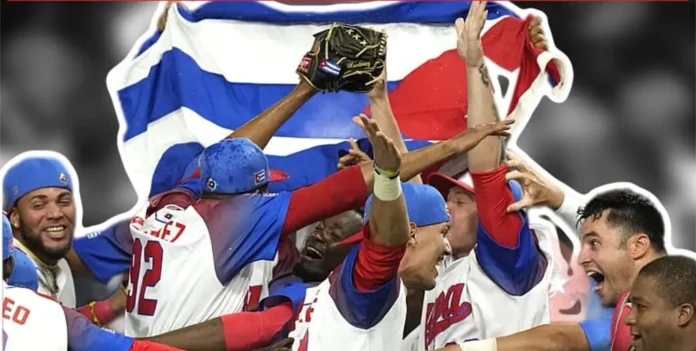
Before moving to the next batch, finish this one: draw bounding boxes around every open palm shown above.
[455,1,488,67]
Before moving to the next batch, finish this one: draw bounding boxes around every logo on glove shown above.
[319,58,341,76]
[298,56,312,74]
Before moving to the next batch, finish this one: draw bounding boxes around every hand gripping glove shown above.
[296,23,387,93]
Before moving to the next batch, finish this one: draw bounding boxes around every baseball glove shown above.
[296,23,387,93]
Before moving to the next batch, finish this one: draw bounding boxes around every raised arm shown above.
[280,118,513,235]
[223,38,320,149]
[365,65,422,184]
[456,1,543,295]
[226,80,316,149]
[326,116,412,330]
[362,115,410,247]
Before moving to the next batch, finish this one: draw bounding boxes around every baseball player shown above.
[624,255,696,351]
[2,155,78,307]
[400,4,557,349]
[437,188,669,351]
[121,109,510,338]
[2,153,126,330]
[3,210,309,351]
[289,115,453,351]
[1,213,184,351]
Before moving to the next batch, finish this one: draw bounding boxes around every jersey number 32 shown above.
[126,238,164,316]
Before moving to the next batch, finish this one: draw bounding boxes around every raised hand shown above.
[337,137,372,169]
[455,1,488,67]
[504,150,565,212]
[451,119,514,153]
[157,2,179,32]
[366,63,388,99]
[357,114,401,174]
[528,16,549,51]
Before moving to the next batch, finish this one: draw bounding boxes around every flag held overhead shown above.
[106,1,573,200]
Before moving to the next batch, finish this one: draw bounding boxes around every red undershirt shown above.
[470,164,523,248]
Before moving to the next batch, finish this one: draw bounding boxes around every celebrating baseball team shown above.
[2,2,695,351]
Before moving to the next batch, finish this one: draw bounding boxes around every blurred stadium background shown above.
[1,1,694,304]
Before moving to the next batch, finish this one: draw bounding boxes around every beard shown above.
[19,219,72,261]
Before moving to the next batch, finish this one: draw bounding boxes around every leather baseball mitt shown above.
[297,23,387,93]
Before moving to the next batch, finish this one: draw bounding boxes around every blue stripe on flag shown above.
[119,1,525,198]
[118,48,401,142]
[136,2,519,59]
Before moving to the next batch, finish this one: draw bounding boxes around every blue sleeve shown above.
[63,306,134,351]
[208,192,292,284]
[72,220,133,283]
[328,245,400,329]
[259,280,307,313]
[8,249,39,292]
[579,317,612,351]
[474,213,546,296]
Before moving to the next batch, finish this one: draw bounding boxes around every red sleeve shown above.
[220,302,294,351]
[282,165,367,234]
[130,340,184,351]
[470,164,522,248]
[75,299,117,326]
[146,189,197,217]
[352,224,406,291]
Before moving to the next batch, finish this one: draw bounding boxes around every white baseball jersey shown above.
[291,245,407,351]
[124,190,295,337]
[14,240,76,308]
[2,281,134,351]
[419,210,556,350]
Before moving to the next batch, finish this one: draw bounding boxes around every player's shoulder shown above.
[4,284,63,311]
[216,192,291,207]
[149,188,197,212]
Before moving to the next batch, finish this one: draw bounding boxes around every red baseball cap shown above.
[428,172,475,199]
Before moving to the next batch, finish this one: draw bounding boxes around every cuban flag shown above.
[106,1,573,200]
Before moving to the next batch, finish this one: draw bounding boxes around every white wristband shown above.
[555,192,584,228]
[456,339,498,351]
[373,169,402,201]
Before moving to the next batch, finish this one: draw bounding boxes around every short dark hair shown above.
[638,255,696,307]
[577,189,666,253]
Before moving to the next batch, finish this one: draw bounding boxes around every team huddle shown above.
[2,2,696,351]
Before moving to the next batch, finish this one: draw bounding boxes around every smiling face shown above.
[625,256,696,351]
[294,210,363,282]
[399,221,451,291]
[625,275,679,351]
[444,187,477,256]
[577,211,636,307]
[10,187,75,263]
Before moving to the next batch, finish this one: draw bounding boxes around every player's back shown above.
[422,211,557,349]
[293,275,407,351]
[124,193,289,337]
[2,282,67,351]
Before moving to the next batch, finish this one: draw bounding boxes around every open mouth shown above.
[304,246,324,260]
[43,225,67,240]
[587,270,605,292]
